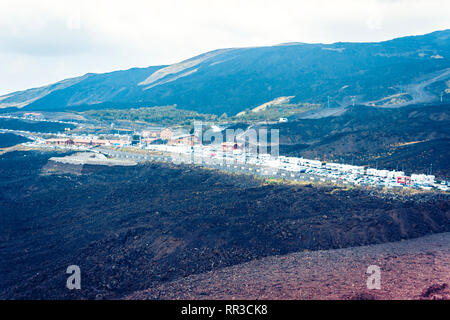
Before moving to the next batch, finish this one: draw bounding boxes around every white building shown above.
[386,171,405,179]
[411,174,435,184]
[366,168,379,176]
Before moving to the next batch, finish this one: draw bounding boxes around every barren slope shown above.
[128,233,450,300]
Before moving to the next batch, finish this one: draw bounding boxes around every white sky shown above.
[0,0,449,95]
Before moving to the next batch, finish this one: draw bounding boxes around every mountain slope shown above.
[273,103,450,178]
[1,30,450,115]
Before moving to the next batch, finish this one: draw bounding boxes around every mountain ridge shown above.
[1,29,449,115]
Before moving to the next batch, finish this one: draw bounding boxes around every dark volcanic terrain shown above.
[0,118,75,133]
[276,104,450,179]
[0,133,30,148]
[0,151,449,299]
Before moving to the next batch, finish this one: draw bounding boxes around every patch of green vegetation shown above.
[262,177,316,187]
[232,103,321,121]
[84,105,218,126]
[83,102,324,127]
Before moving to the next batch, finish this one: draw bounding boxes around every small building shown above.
[142,137,159,144]
[45,138,70,145]
[397,176,411,185]
[142,127,164,139]
[23,112,44,120]
[46,137,129,147]
[411,174,435,184]
[105,139,129,147]
[72,138,103,146]
[386,171,405,179]
[160,128,174,140]
[168,134,199,146]
[366,168,378,176]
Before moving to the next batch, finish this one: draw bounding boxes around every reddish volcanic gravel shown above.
[127,233,450,300]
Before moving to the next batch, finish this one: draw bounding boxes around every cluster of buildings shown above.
[41,124,445,191]
[23,112,44,120]
[141,127,173,143]
[44,126,202,149]
[141,127,199,146]
[45,137,129,147]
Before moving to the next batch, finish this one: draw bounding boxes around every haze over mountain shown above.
[1,30,449,116]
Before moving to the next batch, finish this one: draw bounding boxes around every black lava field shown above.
[0,151,448,299]
[0,118,74,133]
[0,133,30,148]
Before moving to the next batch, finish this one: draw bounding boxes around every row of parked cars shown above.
[190,149,448,191]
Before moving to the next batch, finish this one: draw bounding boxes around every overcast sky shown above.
[0,0,449,95]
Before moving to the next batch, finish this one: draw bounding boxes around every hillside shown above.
[128,232,450,300]
[272,104,450,179]
[0,30,449,116]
